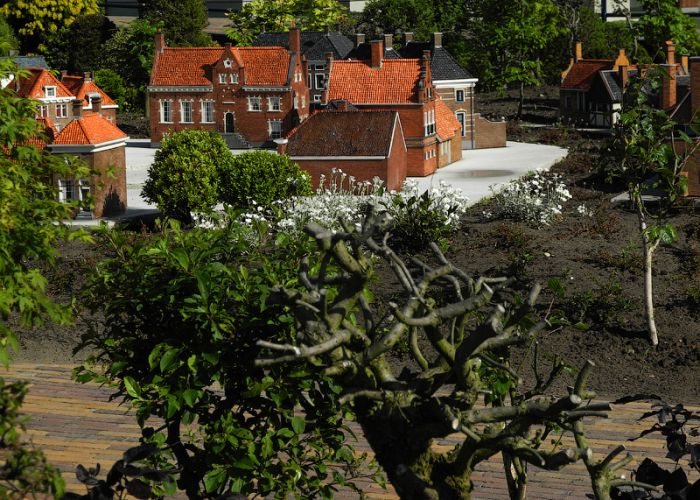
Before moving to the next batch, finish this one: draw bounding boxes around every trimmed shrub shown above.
[142,130,234,223]
[218,151,311,209]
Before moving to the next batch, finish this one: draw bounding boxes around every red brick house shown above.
[148,28,310,148]
[47,97,128,218]
[60,72,119,123]
[279,106,407,191]
[324,39,459,177]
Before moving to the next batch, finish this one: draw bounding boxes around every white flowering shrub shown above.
[489,171,571,226]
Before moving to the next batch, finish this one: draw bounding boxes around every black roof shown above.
[600,70,623,102]
[345,43,402,61]
[252,31,354,63]
[399,41,472,80]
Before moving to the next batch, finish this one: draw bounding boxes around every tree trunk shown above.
[517,81,524,120]
[635,199,659,346]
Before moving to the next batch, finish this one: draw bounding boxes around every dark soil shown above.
[17,88,700,406]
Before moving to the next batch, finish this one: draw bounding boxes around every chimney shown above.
[71,98,83,120]
[619,64,629,91]
[691,57,700,119]
[323,52,334,103]
[155,31,165,55]
[665,40,675,65]
[370,40,383,69]
[289,24,301,55]
[613,48,629,70]
[83,71,92,82]
[274,138,288,155]
[431,32,442,48]
[404,32,413,44]
[92,95,103,115]
[574,41,582,62]
[661,64,677,109]
[354,33,365,48]
[682,54,689,73]
[383,34,393,51]
[60,70,67,80]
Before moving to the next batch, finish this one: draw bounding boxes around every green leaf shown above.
[159,348,180,373]
[203,469,226,493]
[123,376,141,399]
[290,416,305,435]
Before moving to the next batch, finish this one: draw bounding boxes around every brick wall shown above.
[450,134,462,163]
[473,114,506,149]
[87,146,127,217]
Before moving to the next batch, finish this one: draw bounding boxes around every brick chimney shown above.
[323,52,334,103]
[574,41,583,62]
[660,64,677,110]
[274,138,288,155]
[383,34,393,51]
[419,50,430,101]
[354,33,365,48]
[619,64,629,90]
[665,40,675,65]
[92,95,103,115]
[370,40,383,69]
[682,54,689,73]
[289,24,301,55]
[690,57,700,118]
[431,32,442,48]
[83,71,92,82]
[71,98,83,120]
[60,70,67,80]
[404,32,413,44]
[155,31,165,55]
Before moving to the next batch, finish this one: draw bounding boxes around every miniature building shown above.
[148,28,310,148]
[48,97,128,218]
[61,72,119,123]
[280,106,407,191]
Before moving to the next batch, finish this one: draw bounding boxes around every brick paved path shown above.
[4,363,698,499]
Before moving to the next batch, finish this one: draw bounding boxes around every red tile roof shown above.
[150,47,291,87]
[435,99,460,141]
[16,69,73,99]
[62,76,117,107]
[327,59,421,103]
[286,110,399,156]
[53,114,126,145]
[561,60,613,90]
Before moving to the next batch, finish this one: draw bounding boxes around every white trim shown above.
[242,86,291,92]
[148,86,213,92]
[48,137,128,153]
[434,78,478,88]
[290,155,386,160]
[35,96,74,104]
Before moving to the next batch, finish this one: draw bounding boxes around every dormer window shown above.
[44,86,56,98]
[223,59,232,68]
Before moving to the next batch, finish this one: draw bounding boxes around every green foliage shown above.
[0,14,19,55]
[0,53,92,498]
[359,0,437,41]
[142,130,231,223]
[139,0,212,47]
[41,14,117,74]
[563,276,636,330]
[637,0,700,56]
[226,0,350,46]
[77,220,378,498]
[93,69,128,109]
[219,151,312,209]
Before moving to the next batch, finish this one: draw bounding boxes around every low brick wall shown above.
[474,114,506,149]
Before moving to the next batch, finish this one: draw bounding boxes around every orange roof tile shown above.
[327,59,422,104]
[62,76,117,107]
[52,114,126,146]
[561,60,613,90]
[16,69,73,99]
[150,47,291,87]
[435,99,460,141]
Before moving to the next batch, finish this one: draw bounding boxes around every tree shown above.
[41,14,117,75]
[255,215,655,498]
[77,219,381,498]
[218,151,312,209]
[358,0,437,41]
[472,0,568,117]
[93,69,128,109]
[0,0,99,53]
[141,130,231,223]
[138,0,212,47]
[0,53,91,498]
[0,14,19,55]
[608,73,695,346]
[226,0,350,46]
[637,0,700,57]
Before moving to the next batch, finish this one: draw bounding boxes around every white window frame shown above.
[268,120,282,139]
[248,96,262,112]
[37,104,49,118]
[230,73,238,84]
[44,86,56,98]
[424,109,435,136]
[58,178,90,203]
[56,103,67,118]
[201,100,214,123]
[313,64,325,71]
[313,94,321,102]
[223,58,232,68]
[268,96,281,112]
[455,89,465,102]
[301,95,305,108]
[180,100,193,123]
[314,73,325,90]
[159,100,173,123]
[219,74,226,84]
